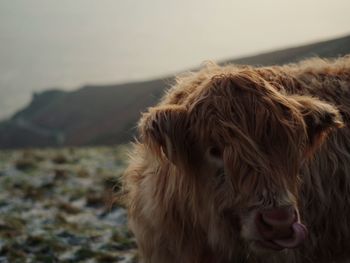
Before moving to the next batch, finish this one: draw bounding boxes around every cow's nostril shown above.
[256,213,276,239]
[258,213,273,228]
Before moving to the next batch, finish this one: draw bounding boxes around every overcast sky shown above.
[0,0,350,119]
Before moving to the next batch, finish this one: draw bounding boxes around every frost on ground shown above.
[0,146,137,263]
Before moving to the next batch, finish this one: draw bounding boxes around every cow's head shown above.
[139,71,343,257]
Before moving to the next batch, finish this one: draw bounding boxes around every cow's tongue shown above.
[272,222,307,248]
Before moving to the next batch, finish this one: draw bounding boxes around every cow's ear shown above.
[139,105,191,165]
[293,96,344,152]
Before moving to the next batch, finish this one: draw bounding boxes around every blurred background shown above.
[0,0,349,262]
[1,0,350,148]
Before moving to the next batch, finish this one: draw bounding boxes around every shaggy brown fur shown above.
[124,56,350,263]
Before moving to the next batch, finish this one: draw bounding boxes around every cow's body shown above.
[124,56,350,263]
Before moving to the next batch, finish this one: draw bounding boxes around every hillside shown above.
[0,34,350,149]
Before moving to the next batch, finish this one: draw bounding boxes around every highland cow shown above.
[124,56,350,263]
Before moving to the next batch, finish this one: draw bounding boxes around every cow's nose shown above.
[256,206,296,240]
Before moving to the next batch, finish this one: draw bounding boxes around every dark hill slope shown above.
[224,34,350,66]
[0,80,166,148]
[0,34,349,148]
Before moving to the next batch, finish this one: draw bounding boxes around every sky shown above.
[0,0,350,119]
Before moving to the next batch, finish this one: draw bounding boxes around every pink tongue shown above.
[273,222,307,248]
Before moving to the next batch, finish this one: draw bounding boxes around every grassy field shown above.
[0,146,137,263]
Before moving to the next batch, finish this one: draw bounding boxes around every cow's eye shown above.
[208,146,222,159]
[206,146,224,167]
